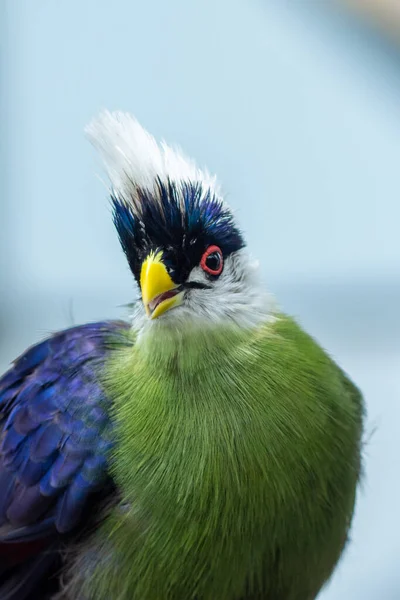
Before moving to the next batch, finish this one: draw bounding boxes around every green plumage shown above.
[81,315,363,600]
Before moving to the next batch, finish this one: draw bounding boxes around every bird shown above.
[0,111,364,600]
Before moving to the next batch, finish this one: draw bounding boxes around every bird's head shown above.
[86,112,271,333]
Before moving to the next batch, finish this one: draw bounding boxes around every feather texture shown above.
[65,316,364,600]
[0,320,130,537]
[85,111,221,207]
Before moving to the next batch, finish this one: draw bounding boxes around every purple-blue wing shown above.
[0,320,130,538]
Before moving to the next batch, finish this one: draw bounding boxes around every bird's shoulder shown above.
[254,314,364,409]
[0,320,132,540]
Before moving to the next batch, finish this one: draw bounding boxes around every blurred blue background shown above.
[1,1,399,597]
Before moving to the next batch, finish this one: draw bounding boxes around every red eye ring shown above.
[200,245,223,276]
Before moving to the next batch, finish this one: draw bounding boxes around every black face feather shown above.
[112,179,245,284]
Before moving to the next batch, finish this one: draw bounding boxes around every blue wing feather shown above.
[0,320,130,535]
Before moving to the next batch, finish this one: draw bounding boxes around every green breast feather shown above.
[84,315,363,600]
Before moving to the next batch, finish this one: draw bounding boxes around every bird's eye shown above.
[200,245,223,276]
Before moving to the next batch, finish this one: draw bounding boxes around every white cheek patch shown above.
[187,266,210,285]
[131,250,275,334]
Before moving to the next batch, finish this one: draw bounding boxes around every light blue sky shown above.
[3,0,400,295]
[2,1,400,598]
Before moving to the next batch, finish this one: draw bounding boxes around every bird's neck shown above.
[134,322,250,372]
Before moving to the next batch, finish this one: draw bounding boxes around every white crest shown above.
[85,111,221,204]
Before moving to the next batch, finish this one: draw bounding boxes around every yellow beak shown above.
[140,251,183,319]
